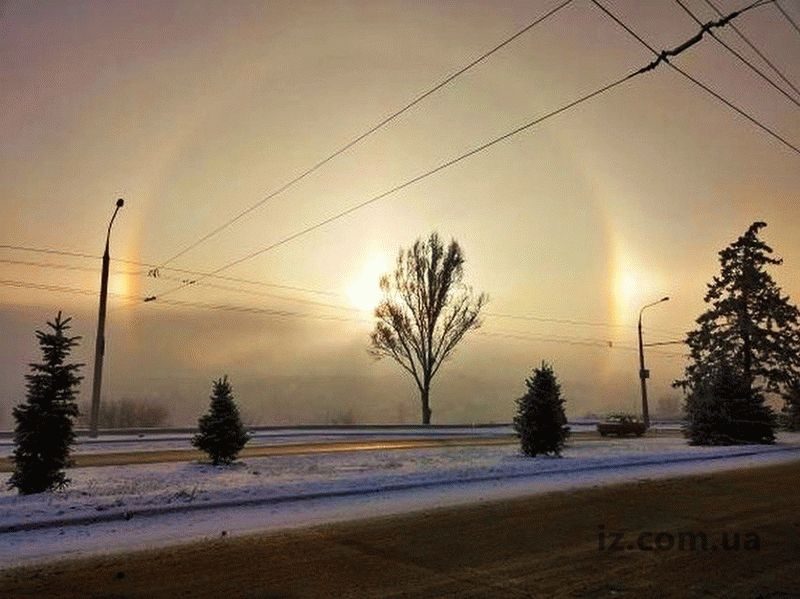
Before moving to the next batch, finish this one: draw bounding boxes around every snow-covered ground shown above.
[2,432,797,568]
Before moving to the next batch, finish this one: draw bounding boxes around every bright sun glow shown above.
[109,273,131,299]
[346,254,390,312]
[612,245,666,325]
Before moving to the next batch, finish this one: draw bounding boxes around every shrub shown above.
[192,376,250,465]
[513,361,570,457]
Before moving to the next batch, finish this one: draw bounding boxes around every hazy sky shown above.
[1,0,798,425]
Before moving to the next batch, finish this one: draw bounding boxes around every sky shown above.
[1,0,798,426]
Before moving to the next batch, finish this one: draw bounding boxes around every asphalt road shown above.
[2,459,798,598]
[0,430,681,471]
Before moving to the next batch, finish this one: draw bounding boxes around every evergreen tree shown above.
[783,379,800,431]
[676,222,799,444]
[192,376,249,465]
[513,361,570,457]
[10,312,83,494]
[683,360,775,445]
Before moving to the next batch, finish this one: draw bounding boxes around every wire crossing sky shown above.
[146,0,798,306]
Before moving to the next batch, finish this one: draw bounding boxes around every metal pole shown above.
[637,296,669,430]
[89,199,124,438]
[638,311,650,429]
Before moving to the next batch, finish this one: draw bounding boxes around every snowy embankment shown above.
[1,432,798,567]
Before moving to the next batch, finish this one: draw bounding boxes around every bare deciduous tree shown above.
[369,233,487,424]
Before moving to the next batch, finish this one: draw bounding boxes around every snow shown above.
[1,432,797,568]
[0,422,681,456]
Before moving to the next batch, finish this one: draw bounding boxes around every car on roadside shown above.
[597,414,647,437]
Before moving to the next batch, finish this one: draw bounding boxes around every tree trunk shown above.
[420,387,431,425]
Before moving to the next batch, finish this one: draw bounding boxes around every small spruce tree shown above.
[10,312,83,494]
[192,376,249,465]
[514,361,570,457]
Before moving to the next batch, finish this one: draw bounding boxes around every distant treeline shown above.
[77,398,170,429]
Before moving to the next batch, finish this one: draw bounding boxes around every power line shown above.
[673,0,800,107]
[147,0,798,305]
[0,257,142,276]
[154,0,576,268]
[0,242,338,297]
[150,78,642,301]
[477,330,686,357]
[590,0,800,154]
[774,0,800,35]
[0,277,686,357]
[703,0,800,98]
[0,248,687,336]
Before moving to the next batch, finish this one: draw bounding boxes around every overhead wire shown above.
[672,0,800,107]
[0,277,685,355]
[153,0,576,269]
[147,0,799,305]
[590,0,800,155]
[0,245,687,337]
[702,0,800,98]
[774,0,800,35]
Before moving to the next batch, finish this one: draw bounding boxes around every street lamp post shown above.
[89,198,124,438]
[638,296,669,429]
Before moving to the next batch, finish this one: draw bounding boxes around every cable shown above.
[154,0,575,268]
[703,0,800,98]
[590,0,800,154]
[774,0,800,35]
[151,74,643,301]
[0,242,339,297]
[0,247,687,337]
[673,0,800,107]
[0,277,687,356]
[0,257,143,276]
[674,0,800,107]
[484,310,685,337]
[477,330,686,357]
[147,0,798,305]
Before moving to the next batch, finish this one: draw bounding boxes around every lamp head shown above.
[661,296,670,302]
[116,198,125,208]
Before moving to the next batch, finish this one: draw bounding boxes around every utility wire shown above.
[148,0,798,305]
[703,0,800,98]
[590,0,800,154]
[0,248,686,336]
[0,277,686,356]
[775,0,800,34]
[0,242,339,297]
[151,76,645,300]
[673,0,800,107]
[154,0,575,268]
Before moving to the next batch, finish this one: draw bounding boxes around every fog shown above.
[0,297,685,429]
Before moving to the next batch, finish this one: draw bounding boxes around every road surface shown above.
[0,430,681,471]
[2,459,798,597]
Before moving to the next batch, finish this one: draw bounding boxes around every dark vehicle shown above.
[597,415,647,437]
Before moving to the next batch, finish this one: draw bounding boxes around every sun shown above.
[346,254,390,312]
[612,248,666,325]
